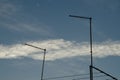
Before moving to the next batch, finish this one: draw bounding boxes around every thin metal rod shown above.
[69,15,93,65]
[89,18,93,80]
[69,15,93,80]
[25,43,45,50]
[89,65,93,80]
[41,49,46,80]
[69,15,91,19]
[24,43,46,80]
[90,18,93,66]
[92,66,118,80]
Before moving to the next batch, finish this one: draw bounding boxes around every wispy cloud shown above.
[0,1,16,18]
[4,22,55,37]
[0,1,55,37]
[0,39,120,60]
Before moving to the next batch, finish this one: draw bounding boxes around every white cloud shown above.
[0,39,120,60]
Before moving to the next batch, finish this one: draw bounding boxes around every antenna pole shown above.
[69,15,93,80]
[24,43,46,80]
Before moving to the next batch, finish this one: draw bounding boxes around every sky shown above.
[0,0,120,80]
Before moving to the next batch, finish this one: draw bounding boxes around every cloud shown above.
[1,21,56,38]
[0,1,55,37]
[5,22,54,36]
[0,1,16,18]
[0,39,120,60]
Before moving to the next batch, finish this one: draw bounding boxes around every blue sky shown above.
[0,0,120,80]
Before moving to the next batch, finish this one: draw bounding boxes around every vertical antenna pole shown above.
[69,15,93,80]
[41,49,46,80]
[89,17,93,80]
[90,18,93,66]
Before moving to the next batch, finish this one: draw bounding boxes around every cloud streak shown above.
[0,1,17,18]
[0,39,120,60]
[0,1,54,37]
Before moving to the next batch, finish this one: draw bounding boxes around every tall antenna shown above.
[69,15,93,80]
[24,43,46,80]
[69,15,118,80]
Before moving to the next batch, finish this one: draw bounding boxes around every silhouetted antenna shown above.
[69,15,93,80]
[24,43,46,80]
[69,15,118,80]
[92,66,118,80]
